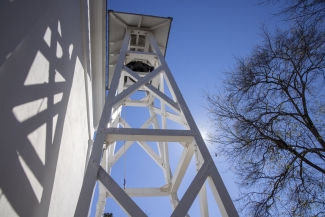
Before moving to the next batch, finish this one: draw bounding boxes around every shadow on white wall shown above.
[0,0,89,216]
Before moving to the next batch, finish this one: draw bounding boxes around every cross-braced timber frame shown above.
[75,27,239,217]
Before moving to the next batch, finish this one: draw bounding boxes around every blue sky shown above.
[90,1,283,216]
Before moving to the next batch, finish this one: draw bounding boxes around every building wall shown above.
[0,0,94,216]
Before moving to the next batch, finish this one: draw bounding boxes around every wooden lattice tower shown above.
[75,11,238,217]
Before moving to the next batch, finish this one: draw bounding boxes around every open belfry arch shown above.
[75,11,238,217]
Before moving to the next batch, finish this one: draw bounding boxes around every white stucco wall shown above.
[0,0,94,216]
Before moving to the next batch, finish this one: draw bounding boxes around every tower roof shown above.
[107,10,173,89]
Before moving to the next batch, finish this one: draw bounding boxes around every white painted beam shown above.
[96,149,109,217]
[125,51,157,62]
[108,115,158,167]
[137,141,164,169]
[74,135,108,217]
[207,165,239,217]
[170,161,212,217]
[198,183,209,217]
[103,128,197,142]
[169,193,191,217]
[96,183,107,217]
[107,187,170,197]
[123,100,148,107]
[97,166,147,217]
[137,16,142,27]
[170,143,195,193]
[108,141,134,167]
[151,107,183,124]
[105,65,164,109]
[123,66,180,112]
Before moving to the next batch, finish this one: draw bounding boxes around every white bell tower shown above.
[75,11,238,217]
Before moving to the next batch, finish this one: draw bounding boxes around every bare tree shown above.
[203,23,325,216]
[261,0,325,23]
